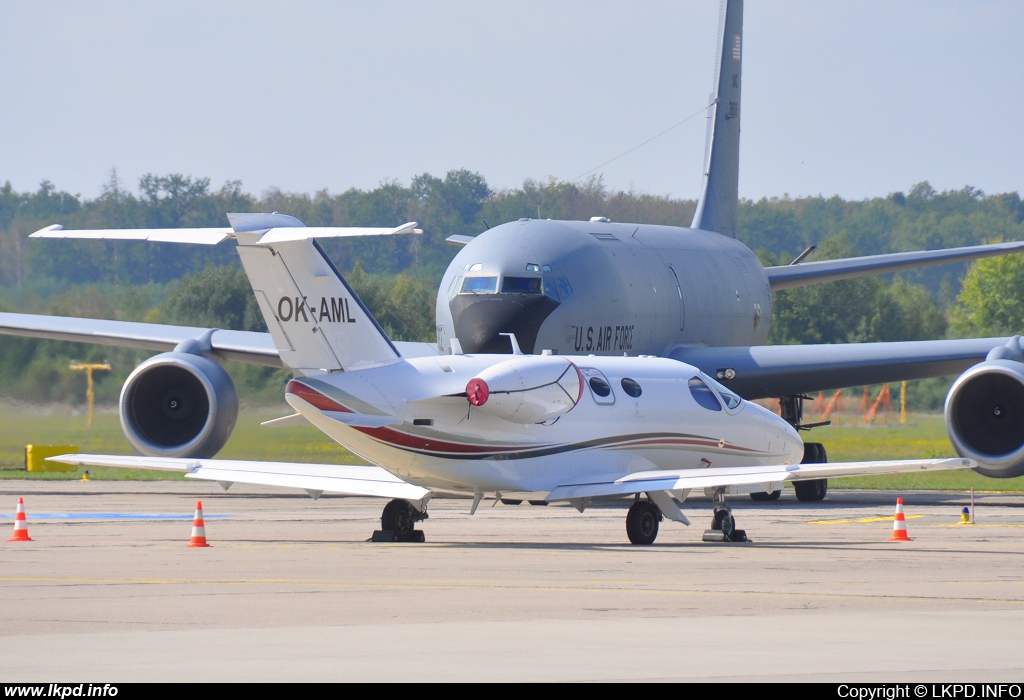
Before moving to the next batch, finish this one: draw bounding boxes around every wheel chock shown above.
[701,529,750,543]
[371,529,426,543]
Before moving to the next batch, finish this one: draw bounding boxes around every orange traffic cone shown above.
[888,497,912,541]
[8,497,33,542]
[188,500,211,548]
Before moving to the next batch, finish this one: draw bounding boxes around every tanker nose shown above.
[449,294,559,354]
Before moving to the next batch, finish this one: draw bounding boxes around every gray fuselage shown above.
[436,218,771,357]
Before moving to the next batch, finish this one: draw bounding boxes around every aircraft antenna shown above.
[568,101,714,184]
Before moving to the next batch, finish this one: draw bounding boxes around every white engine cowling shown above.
[945,359,1024,479]
[467,356,583,424]
[120,352,239,458]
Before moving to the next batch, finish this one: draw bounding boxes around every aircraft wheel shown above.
[749,490,781,502]
[500,498,523,505]
[794,479,828,501]
[528,500,549,506]
[803,442,828,464]
[381,499,420,541]
[795,442,828,502]
[711,505,736,536]
[626,500,661,545]
[718,511,736,538]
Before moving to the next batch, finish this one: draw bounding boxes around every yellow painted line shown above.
[807,515,924,525]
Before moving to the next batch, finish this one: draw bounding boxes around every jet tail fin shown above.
[691,0,743,238]
[236,237,402,374]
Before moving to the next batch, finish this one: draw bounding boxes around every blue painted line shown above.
[4,513,233,521]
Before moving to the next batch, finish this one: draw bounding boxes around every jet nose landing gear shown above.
[372,498,428,543]
[702,490,750,543]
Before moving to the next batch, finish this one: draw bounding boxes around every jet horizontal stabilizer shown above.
[261,413,309,428]
[29,216,421,246]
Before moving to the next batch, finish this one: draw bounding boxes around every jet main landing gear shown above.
[372,498,428,542]
[625,498,662,545]
[702,491,750,543]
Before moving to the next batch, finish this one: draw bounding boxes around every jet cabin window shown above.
[620,377,642,398]
[581,367,615,405]
[461,276,498,294]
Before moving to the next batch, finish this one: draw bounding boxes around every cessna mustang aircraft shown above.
[4,214,975,544]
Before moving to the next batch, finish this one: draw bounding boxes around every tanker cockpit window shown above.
[501,277,542,294]
[543,279,560,302]
[688,377,723,411]
[448,276,462,299]
[461,276,498,294]
[543,276,571,303]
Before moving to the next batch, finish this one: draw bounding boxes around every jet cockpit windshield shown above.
[701,372,743,411]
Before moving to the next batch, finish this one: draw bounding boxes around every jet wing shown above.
[46,454,431,503]
[670,337,1009,399]
[0,312,439,367]
[546,457,974,502]
[764,240,1024,291]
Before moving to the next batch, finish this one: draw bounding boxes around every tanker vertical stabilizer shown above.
[691,0,743,238]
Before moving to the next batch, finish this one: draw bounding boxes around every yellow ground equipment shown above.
[69,362,111,426]
[25,444,79,472]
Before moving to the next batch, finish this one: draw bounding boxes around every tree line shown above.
[2,170,1023,407]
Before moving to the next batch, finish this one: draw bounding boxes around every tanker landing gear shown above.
[702,491,749,543]
[371,498,428,542]
[795,442,829,502]
[749,395,828,503]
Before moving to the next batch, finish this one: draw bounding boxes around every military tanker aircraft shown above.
[433,0,1024,499]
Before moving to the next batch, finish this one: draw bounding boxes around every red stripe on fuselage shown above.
[287,381,535,454]
[354,425,538,454]
[286,380,353,413]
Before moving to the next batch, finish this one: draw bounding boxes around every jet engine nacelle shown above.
[945,358,1024,479]
[466,356,583,424]
[120,352,238,458]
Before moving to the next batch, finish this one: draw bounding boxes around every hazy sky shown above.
[3,1,1022,202]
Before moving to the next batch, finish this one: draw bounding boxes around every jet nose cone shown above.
[450,294,559,354]
[781,420,804,464]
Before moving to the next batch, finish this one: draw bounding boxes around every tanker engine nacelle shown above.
[945,340,1024,479]
[119,351,238,458]
[467,355,583,424]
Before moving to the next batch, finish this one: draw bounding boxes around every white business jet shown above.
[35,214,971,544]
